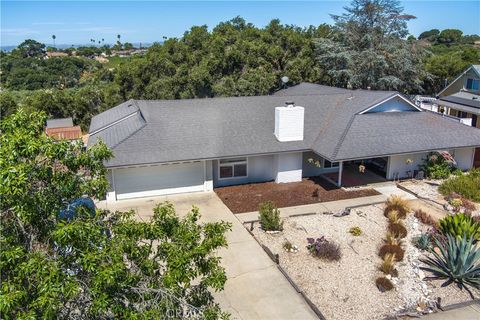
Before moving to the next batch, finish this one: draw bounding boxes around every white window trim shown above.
[218,157,248,180]
[323,159,339,168]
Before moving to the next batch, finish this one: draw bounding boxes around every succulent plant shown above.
[349,226,362,236]
[438,213,480,240]
[414,233,432,251]
[421,234,480,298]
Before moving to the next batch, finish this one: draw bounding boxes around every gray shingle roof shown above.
[333,111,480,161]
[88,83,480,168]
[46,117,73,128]
[439,92,480,109]
[89,100,139,133]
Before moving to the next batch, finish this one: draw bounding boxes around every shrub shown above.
[387,210,400,224]
[379,244,405,261]
[283,240,293,251]
[259,201,283,231]
[384,195,410,219]
[414,209,438,227]
[379,253,398,276]
[349,226,362,236]
[376,277,394,292]
[419,152,455,179]
[438,213,480,240]
[388,221,408,239]
[439,168,480,202]
[461,198,477,215]
[384,231,403,246]
[307,237,342,261]
[414,233,432,251]
[421,234,480,299]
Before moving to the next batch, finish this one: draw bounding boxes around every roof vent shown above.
[274,102,304,142]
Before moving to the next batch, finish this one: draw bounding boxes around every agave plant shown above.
[421,234,480,298]
[438,213,480,240]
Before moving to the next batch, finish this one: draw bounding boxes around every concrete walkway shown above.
[98,192,317,320]
[421,303,480,319]
[236,182,418,223]
[236,194,387,223]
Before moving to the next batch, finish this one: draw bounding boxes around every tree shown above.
[316,0,427,93]
[123,42,134,50]
[0,110,231,318]
[418,29,440,42]
[0,92,18,118]
[52,34,56,48]
[437,29,463,45]
[12,39,46,58]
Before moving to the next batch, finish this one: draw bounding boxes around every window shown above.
[324,160,339,168]
[219,158,247,179]
[466,78,479,90]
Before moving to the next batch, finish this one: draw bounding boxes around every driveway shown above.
[98,192,318,320]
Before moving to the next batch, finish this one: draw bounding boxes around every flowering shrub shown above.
[419,152,456,179]
[307,237,342,261]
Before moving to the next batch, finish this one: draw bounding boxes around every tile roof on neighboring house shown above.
[88,83,480,168]
[46,126,83,140]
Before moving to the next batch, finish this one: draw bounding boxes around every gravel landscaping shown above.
[251,204,479,320]
[215,177,379,213]
[399,180,480,217]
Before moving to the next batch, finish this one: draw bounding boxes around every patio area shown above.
[214,176,380,213]
[324,163,387,188]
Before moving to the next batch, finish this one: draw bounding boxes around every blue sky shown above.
[1,1,479,46]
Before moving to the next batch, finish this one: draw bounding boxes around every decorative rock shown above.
[333,208,351,217]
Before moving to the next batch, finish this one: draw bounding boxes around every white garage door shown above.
[114,162,205,200]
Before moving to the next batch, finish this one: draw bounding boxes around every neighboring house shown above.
[434,65,480,128]
[88,83,480,202]
[46,117,83,141]
[45,51,69,59]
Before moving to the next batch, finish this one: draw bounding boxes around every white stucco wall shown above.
[274,152,303,183]
[213,155,275,187]
[387,153,426,179]
[452,147,475,170]
[387,148,476,179]
[204,160,214,191]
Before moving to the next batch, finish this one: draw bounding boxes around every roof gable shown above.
[359,94,421,114]
[438,65,480,96]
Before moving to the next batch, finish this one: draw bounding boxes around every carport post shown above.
[337,161,343,187]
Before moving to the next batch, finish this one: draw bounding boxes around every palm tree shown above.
[117,34,121,42]
[52,35,56,48]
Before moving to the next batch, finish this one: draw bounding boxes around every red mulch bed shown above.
[214,176,380,214]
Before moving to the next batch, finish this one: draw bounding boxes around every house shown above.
[88,83,480,202]
[46,117,83,141]
[433,65,480,128]
[45,51,69,59]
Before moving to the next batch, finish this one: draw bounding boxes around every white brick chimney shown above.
[274,101,304,142]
